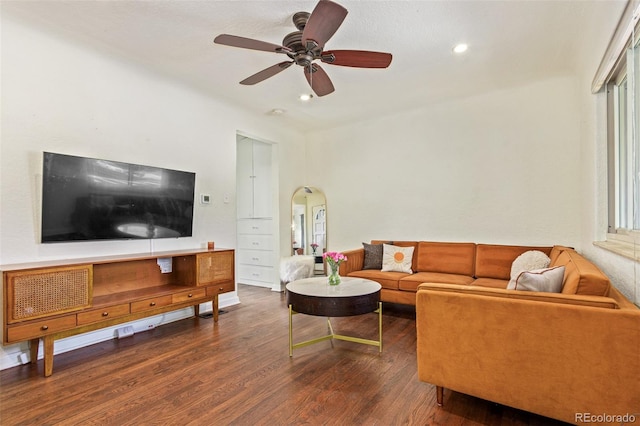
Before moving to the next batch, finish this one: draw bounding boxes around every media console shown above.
[2,248,235,376]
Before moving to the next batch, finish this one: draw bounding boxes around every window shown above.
[608,38,640,233]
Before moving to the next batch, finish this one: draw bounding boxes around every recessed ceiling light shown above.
[269,108,286,115]
[453,43,468,54]
[299,94,313,101]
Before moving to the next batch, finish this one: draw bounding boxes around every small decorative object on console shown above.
[323,251,347,285]
[311,242,319,254]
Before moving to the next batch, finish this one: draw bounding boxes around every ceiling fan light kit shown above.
[213,0,392,97]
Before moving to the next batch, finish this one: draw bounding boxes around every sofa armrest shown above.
[416,283,640,424]
[339,248,364,275]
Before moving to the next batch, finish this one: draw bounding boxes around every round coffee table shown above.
[286,276,382,356]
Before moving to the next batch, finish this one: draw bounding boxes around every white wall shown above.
[307,76,582,250]
[0,15,306,369]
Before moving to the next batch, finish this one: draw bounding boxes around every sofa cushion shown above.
[382,244,414,273]
[475,244,553,280]
[549,245,573,265]
[399,272,475,292]
[552,250,610,296]
[415,242,476,276]
[507,250,551,288]
[362,242,384,270]
[471,277,509,289]
[346,270,406,290]
[508,266,565,293]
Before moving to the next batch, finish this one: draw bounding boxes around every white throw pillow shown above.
[507,250,551,289]
[510,266,565,293]
[381,244,414,274]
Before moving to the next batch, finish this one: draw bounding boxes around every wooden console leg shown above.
[43,336,54,377]
[436,386,444,406]
[194,304,200,317]
[29,338,39,364]
[213,295,219,323]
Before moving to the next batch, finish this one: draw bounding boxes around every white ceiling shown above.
[2,0,627,131]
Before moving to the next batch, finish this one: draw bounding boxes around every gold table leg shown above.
[288,302,382,355]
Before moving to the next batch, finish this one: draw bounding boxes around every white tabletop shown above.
[286,276,381,298]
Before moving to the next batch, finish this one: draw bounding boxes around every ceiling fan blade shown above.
[214,34,290,54]
[304,64,335,97]
[240,61,294,85]
[302,0,348,50]
[321,50,392,68]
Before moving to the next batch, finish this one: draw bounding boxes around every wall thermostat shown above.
[201,194,211,204]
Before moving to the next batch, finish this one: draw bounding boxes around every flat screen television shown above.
[41,152,196,243]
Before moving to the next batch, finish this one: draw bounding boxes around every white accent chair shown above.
[280,255,315,288]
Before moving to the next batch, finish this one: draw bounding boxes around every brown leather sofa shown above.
[341,241,640,424]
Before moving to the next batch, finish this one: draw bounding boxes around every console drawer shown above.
[7,315,76,342]
[131,295,173,313]
[207,281,235,296]
[77,303,130,325]
[172,288,207,303]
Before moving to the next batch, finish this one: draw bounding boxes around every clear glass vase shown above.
[328,263,341,286]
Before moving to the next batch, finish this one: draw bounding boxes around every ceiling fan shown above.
[213,0,392,97]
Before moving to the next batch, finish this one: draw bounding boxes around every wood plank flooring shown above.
[0,285,568,425]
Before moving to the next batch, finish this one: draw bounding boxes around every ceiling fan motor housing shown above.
[292,12,310,30]
[283,30,318,67]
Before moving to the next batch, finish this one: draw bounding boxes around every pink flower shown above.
[322,251,347,265]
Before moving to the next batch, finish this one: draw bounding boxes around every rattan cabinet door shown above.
[197,251,234,286]
[5,264,93,323]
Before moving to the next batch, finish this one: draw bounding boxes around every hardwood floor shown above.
[0,285,568,425]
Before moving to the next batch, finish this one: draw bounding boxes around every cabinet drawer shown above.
[77,304,130,325]
[206,281,235,296]
[172,288,207,303]
[131,295,173,313]
[238,265,274,284]
[238,235,273,250]
[237,250,274,267]
[237,219,273,234]
[7,315,76,342]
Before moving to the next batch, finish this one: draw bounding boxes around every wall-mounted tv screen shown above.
[41,152,195,243]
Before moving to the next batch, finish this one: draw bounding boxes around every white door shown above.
[312,204,326,251]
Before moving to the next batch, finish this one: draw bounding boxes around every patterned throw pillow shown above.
[362,242,384,270]
[381,244,414,274]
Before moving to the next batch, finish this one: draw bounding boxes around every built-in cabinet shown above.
[236,137,272,219]
[236,135,277,289]
[236,219,275,287]
[2,248,234,376]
